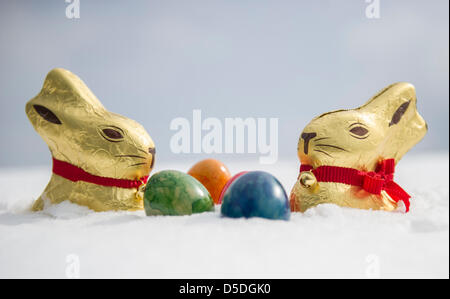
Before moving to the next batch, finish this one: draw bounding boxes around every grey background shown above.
[0,0,448,167]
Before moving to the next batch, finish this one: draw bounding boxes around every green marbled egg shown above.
[144,170,214,216]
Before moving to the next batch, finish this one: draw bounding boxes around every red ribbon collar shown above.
[300,159,411,212]
[52,157,148,189]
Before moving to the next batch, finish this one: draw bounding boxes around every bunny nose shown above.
[149,147,156,168]
[301,132,316,154]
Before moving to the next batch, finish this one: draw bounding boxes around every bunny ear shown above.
[38,68,105,112]
[359,82,427,163]
[359,82,418,126]
[25,68,107,134]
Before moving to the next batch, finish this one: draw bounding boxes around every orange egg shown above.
[188,159,232,204]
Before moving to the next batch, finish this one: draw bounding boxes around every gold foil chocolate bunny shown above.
[26,68,155,211]
[290,82,427,213]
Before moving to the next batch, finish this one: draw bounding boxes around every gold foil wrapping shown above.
[290,82,427,212]
[26,68,155,211]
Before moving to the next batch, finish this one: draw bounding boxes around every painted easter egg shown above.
[188,159,232,204]
[144,170,214,216]
[221,171,290,220]
[218,171,248,204]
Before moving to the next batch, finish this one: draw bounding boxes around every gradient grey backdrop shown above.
[0,0,448,167]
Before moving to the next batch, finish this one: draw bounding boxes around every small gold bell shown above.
[299,171,318,191]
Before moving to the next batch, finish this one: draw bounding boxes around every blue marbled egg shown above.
[221,171,290,220]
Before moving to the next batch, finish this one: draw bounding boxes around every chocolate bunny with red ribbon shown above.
[290,82,427,212]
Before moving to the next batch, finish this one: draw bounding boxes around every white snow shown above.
[0,153,448,278]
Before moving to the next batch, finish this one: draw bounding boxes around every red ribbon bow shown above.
[300,159,411,212]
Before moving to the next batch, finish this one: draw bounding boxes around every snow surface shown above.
[0,153,448,278]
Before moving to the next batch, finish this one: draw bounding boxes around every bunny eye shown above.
[99,126,124,142]
[349,123,369,139]
[350,126,368,136]
[103,129,122,139]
